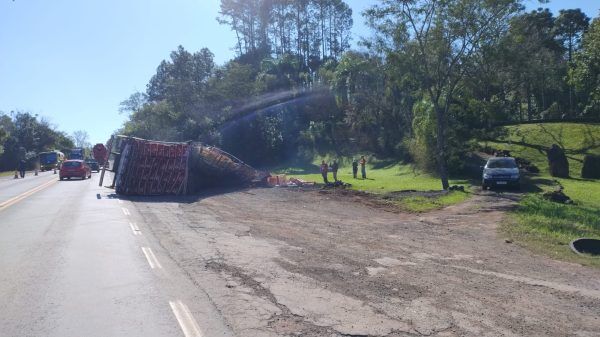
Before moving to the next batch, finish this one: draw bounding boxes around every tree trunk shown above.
[434,104,450,190]
[527,83,532,120]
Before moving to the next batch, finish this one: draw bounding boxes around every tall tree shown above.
[0,112,74,170]
[556,9,590,62]
[218,0,352,68]
[569,17,600,117]
[72,130,90,148]
[556,9,590,114]
[365,0,522,189]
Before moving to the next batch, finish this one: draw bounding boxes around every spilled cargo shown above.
[101,135,268,196]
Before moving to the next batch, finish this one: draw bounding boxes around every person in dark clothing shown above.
[18,160,26,178]
[359,156,367,179]
[352,158,358,179]
[320,160,329,184]
[331,160,339,182]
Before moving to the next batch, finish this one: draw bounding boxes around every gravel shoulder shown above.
[132,187,600,337]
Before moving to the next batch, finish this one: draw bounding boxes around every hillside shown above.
[487,123,600,266]
[485,123,600,177]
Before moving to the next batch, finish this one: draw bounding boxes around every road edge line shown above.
[169,300,204,337]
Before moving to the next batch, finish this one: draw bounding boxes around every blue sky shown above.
[0,0,598,145]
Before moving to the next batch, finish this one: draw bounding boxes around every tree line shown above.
[0,112,75,171]
[119,0,600,189]
[218,0,353,65]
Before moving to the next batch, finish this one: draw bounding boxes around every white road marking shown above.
[129,222,141,235]
[141,247,162,269]
[169,300,204,337]
[122,207,130,216]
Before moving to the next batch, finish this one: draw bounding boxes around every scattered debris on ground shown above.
[267,175,317,187]
[323,180,352,188]
[515,157,540,173]
[542,189,573,204]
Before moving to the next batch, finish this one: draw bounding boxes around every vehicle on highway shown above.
[68,148,84,160]
[482,157,520,190]
[85,159,100,172]
[38,151,65,171]
[59,160,92,180]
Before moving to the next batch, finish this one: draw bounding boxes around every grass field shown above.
[274,159,471,212]
[0,170,16,177]
[394,191,471,213]
[485,123,600,177]
[490,123,600,266]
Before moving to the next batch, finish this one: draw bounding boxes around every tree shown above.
[72,130,90,148]
[218,0,352,66]
[569,17,600,117]
[556,9,590,62]
[147,46,215,110]
[501,9,566,119]
[556,9,590,114]
[0,114,9,155]
[119,92,148,115]
[365,0,522,189]
[0,111,75,170]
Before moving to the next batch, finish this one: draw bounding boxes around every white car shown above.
[482,157,520,190]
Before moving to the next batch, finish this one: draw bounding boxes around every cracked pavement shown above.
[132,187,600,337]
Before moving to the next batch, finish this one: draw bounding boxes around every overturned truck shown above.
[100,136,268,196]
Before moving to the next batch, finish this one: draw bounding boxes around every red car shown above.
[59,160,92,180]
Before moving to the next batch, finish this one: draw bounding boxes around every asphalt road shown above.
[0,171,231,337]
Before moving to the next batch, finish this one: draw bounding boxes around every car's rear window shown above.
[63,161,81,167]
[487,158,517,168]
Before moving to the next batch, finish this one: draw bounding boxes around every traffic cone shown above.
[14,170,19,179]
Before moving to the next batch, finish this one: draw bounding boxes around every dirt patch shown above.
[133,187,600,337]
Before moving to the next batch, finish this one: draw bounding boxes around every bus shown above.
[69,148,84,160]
[39,151,65,171]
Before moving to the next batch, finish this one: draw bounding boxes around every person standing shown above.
[359,156,367,179]
[18,160,26,178]
[352,158,358,179]
[320,160,329,184]
[331,160,339,182]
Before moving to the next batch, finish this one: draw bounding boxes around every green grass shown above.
[274,158,471,211]
[485,123,600,176]
[489,123,600,266]
[0,171,16,177]
[396,191,471,213]
[279,164,443,192]
[503,193,600,267]
[275,159,471,193]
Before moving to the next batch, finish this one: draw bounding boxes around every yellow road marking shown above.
[0,179,58,211]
